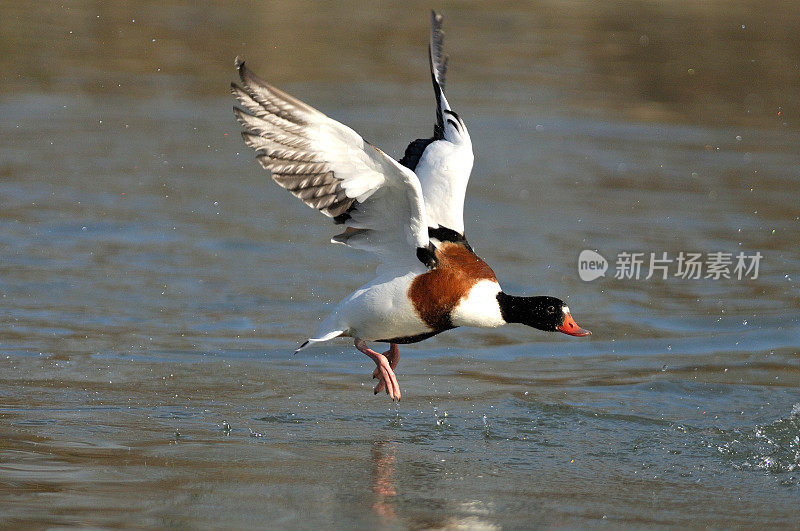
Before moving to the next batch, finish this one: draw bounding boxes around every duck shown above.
[231,11,590,401]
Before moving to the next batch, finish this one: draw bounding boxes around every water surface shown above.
[1,1,799,528]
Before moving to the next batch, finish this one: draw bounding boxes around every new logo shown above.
[578,250,608,281]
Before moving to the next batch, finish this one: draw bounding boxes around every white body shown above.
[309,272,506,344]
[315,269,426,342]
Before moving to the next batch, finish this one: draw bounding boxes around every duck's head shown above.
[496,293,591,337]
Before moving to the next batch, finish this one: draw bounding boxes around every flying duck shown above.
[231,11,590,401]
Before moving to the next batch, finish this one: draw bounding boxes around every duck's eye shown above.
[546,305,555,314]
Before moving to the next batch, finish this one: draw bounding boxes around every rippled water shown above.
[1,1,799,528]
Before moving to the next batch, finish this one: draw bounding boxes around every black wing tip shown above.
[428,10,448,139]
[428,226,472,252]
[429,10,447,78]
[235,56,264,89]
[416,244,438,269]
[235,56,252,86]
[399,137,435,171]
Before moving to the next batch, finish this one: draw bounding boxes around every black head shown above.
[496,293,591,336]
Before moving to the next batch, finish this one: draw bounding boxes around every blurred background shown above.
[1,1,798,528]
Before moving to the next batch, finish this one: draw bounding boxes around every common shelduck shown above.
[231,11,590,401]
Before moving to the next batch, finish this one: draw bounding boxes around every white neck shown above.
[450,279,505,328]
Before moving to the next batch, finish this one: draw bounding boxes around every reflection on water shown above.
[1,0,799,528]
[371,440,397,523]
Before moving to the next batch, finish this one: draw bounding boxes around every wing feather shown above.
[400,11,474,237]
[232,57,430,264]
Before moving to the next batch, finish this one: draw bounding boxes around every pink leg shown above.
[355,338,401,401]
[373,343,399,396]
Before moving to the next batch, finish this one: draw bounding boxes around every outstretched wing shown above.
[232,58,432,266]
[399,11,474,239]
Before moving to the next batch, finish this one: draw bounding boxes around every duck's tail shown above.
[294,330,345,353]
